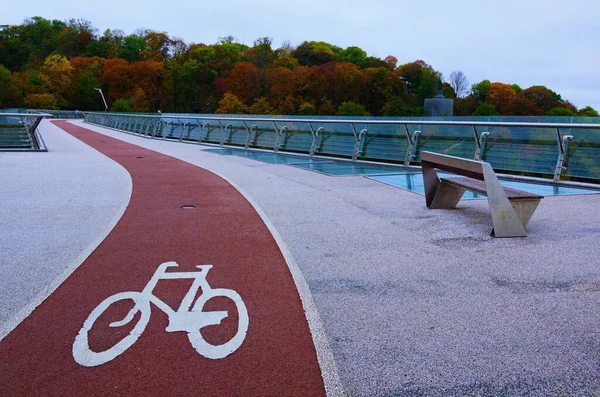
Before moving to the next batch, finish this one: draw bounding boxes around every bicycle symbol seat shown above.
[73,261,249,367]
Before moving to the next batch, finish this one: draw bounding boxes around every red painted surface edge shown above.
[0,121,325,396]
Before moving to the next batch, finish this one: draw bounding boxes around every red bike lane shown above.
[0,121,326,396]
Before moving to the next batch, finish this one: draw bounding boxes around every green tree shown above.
[0,64,15,107]
[72,60,102,110]
[338,101,370,116]
[471,80,491,102]
[473,103,499,116]
[546,107,576,116]
[110,98,133,112]
[118,34,148,62]
[578,106,599,117]
[509,84,522,94]
[338,46,367,68]
[383,96,409,116]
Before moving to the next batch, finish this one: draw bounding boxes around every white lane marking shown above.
[73,261,248,367]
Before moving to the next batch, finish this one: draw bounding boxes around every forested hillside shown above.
[0,17,597,117]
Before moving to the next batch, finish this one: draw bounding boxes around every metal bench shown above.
[421,151,543,238]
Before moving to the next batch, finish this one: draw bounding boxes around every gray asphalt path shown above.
[0,120,131,339]
[6,120,600,396]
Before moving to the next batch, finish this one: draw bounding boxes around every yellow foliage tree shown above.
[215,92,248,114]
[42,54,74,107]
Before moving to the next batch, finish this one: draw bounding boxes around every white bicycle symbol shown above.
[73,261,249,367]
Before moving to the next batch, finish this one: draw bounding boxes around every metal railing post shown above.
[218,121,232,146]
[404,125,421,165]
[350,123,367,161]
[473,126,490,161]
[554,128,574,181]
[177,119,185,141]
[273,123,287,152]
[243,122,257,149]
[309,124,324,156]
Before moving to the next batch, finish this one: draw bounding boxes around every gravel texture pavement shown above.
[0,120,131,339]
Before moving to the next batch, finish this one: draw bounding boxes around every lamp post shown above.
[94,88,108,111]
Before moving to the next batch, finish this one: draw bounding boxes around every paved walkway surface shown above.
[0,121,324,396]
[2,119,600,396]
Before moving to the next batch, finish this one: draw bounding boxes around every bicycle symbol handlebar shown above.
[72,261,249,367]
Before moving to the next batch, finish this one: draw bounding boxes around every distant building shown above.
[425,79,454,116]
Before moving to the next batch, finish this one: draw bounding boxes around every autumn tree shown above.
[487,82,516,115]
[249,97,275,115]
[512,96,543,116]
[362,67,405,115]
[215,92,248,114]
[520,86,560,113]
[384,55,398,70]
[269,67,298,113]
[225,62,261,106]
[292,41,340,66]
[24,93,59,109]
[99,58,133,102]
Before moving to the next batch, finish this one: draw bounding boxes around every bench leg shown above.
[511,199,541,228]
[429,181,466,209]
[423,162,465,209]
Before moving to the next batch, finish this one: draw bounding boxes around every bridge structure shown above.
[1,115,600,396]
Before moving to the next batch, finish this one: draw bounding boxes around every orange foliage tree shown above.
[487,82,516,115]
[225,62,260,106]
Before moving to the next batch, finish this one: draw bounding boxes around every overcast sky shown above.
[4,0,600,111]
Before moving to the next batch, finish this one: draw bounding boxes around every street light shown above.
[94,88,108,111]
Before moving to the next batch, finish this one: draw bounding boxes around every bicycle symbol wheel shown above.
[187,288,249,359]
[73,292,150,367]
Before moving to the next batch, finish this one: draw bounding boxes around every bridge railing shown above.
[83,112,600,183]
[0,111,52,151]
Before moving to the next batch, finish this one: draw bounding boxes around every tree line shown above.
[0,16,597,117]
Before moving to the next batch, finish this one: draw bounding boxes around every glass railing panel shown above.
[481,126,558,176]
[564,122,600,181]
[279,122,313,153]
[359,124,408,163]
[223,121,249,146]
[414,124,476,161]
[204,125,222,144]
[183,123,202,141]
[314,122,356,158]
[250,121,279,150]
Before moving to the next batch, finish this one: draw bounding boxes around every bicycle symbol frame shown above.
[73,261,249,367]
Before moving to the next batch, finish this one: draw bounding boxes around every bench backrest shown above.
[420,151,486,181]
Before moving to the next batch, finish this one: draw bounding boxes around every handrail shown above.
[83,112,600,183]
[1,112,53,117]
[0,112,52,151]
[82,111,600,130]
